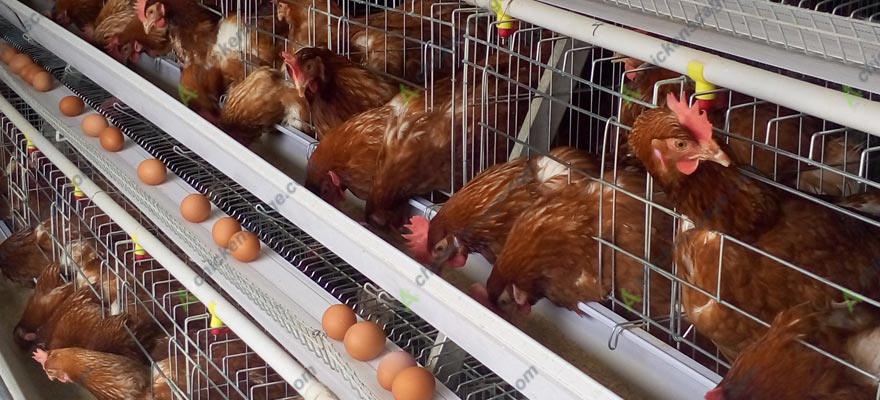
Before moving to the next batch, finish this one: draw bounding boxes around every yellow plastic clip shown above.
[491,0,515,38]
[24,132,35,152]
[73,184,84,198]
[132,232,147,259]
[208,301,224,329]
[687,61,716,101]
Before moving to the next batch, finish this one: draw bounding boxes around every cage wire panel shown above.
[0,83,303,399]
[457,2,880,387]
[2,0,880,397]
[0,12,527,400]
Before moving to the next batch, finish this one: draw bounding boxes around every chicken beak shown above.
[143,20,155,35]
[281,52,306,96]
[695,140,731,167]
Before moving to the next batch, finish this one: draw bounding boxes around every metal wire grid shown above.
[0,17,525,400]
[0,83,304,399]
[288,0,479,84]
[770,0,880,22]
[203,0,490,135]
[459,18,880,388]
[592,0,880,68]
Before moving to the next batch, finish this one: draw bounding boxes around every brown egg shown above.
[180,194,212,223]
[322,304,357,341]
[343,321,386,361]
[137,158,167,185]
[228,231,260,262]
[391,367,436,400]
[99,127,124,152]
[81,114,108,137]
[8,54,30,74]
[59,96,85,117]
[377,351,417,390]
[212,217,241,248]
[20,64,41,83]
[0,45,15,64]
[31,72,53,92]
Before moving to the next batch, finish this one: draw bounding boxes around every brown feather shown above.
[487,167,675,319]
[713,304,880,400]
[42,348,152,400]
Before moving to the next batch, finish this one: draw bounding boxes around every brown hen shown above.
[220,66,311,143]
[629,93,880,359]
[305,86,436,208]
[52,0,104,40]
[14,263,72,347]
[473,165,675,320]
[365,57,540,228]
[96,0,169,64]
[36,284,156,364]
[403,147,600,271]
[620,60,862,197]
[0,217,53,285]
[707,304,879,400]
[33,347,152,400]
[282,47,399,138]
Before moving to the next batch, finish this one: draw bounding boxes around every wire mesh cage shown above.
[3,0,880,397]
[0,11,529,399]
[0,82,307,399]
[448,7,880,395]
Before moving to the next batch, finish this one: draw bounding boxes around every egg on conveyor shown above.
[321,304,357,341]
[228,231,260,262]
[391,367,436,400]
[59,96,85,117]
[137,158,167,185]
[20,64,41,83]
[82,114,109,137]
[180,194,212,223]
[31,72,52,92]
[0,45,17,64]
[99,127,125,152]
[211,217,241,248]
[343,321,386,361]
[377,351,417,390]
[8,54,30,74]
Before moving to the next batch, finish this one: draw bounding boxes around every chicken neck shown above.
[664,161,781,242]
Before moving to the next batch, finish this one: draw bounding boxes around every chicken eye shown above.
[433,243,446,253]
[673,140,687,150]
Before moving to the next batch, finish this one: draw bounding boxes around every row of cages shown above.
[0,84,306,399]
[0,19,524,400]
[11,0,880,397]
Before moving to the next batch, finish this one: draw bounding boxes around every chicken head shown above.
[424,223,469,271]
[141,0,167,34]
[15,264,70,348]
[39,349,73,383]
[630,93,731,181]
[282,49,326,97]
[276,0,289,22]
[470,282,531,322]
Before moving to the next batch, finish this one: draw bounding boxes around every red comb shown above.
[666,93,713,143]
[402,216,431,264]
[705,387,724,400]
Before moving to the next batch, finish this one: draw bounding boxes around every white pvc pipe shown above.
[0,96,338,400]
[470,0,880,138]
